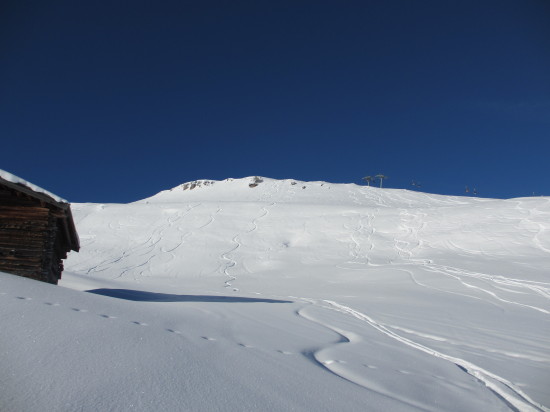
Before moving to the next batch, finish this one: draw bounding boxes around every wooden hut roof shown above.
[0,170,80,252]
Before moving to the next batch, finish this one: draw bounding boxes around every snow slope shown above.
[2,177,549,411]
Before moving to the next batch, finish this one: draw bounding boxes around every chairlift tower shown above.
[362,176,374,186]
[375,174,388,188]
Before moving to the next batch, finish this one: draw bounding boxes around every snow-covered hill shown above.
[2,177,549,411]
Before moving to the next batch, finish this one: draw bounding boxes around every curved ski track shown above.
[294,297,548,412]
[290,191,549,411]
[320,299,548,412]
[221,203,275,290]
[84,203,203,279]
[338,195,550,314]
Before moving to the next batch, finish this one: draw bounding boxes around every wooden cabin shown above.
[0,172,79,284]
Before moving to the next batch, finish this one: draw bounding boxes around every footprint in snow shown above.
[277,350,294,355]
[364,364,378,369]
[201,336,216,341]
[99,314,116,319]
[72,308,87,312]
[166,329,181,334]
[16,296,31,300]
[238,343,253,348]
[44,302,60,306]
[131,321,148,326]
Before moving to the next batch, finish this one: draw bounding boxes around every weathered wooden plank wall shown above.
[0,179,79,285]
[0,205,51,281]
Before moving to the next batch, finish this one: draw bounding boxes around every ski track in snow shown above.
[322,300,549,412]
[221,202,275,290]
[411,252,550,314]
[296,298,548,412]
[385,324,550,363]
[349,198,550,314]
[282,190,550,410]
[83,203,203,279]
[61,179,550,411]
[123,203,203,280]
[221,235,241,290]
[391,207,550,312]
[419,264,550,314]
[296,303,438,411]
[333,191,549,314]
[513,199,550,255]
[159,206,222,278]
[337,210,377,269]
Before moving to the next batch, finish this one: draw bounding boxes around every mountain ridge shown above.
[134,176,498,208]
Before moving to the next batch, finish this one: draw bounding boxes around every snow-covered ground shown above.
[2,177,549,411]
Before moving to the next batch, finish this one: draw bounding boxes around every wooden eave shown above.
[0,177,80,252]
[63,207,80,252]
[0,178,68,210]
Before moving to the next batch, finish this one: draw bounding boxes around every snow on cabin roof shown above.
[0,169,68,204]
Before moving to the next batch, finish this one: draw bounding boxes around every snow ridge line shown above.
[322,300,548,412]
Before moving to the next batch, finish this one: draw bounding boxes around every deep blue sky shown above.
[2,1,549,202]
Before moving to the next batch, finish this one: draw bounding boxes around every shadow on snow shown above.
[86,288,292,303]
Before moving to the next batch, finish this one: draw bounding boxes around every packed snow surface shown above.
[2,177,549,411]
